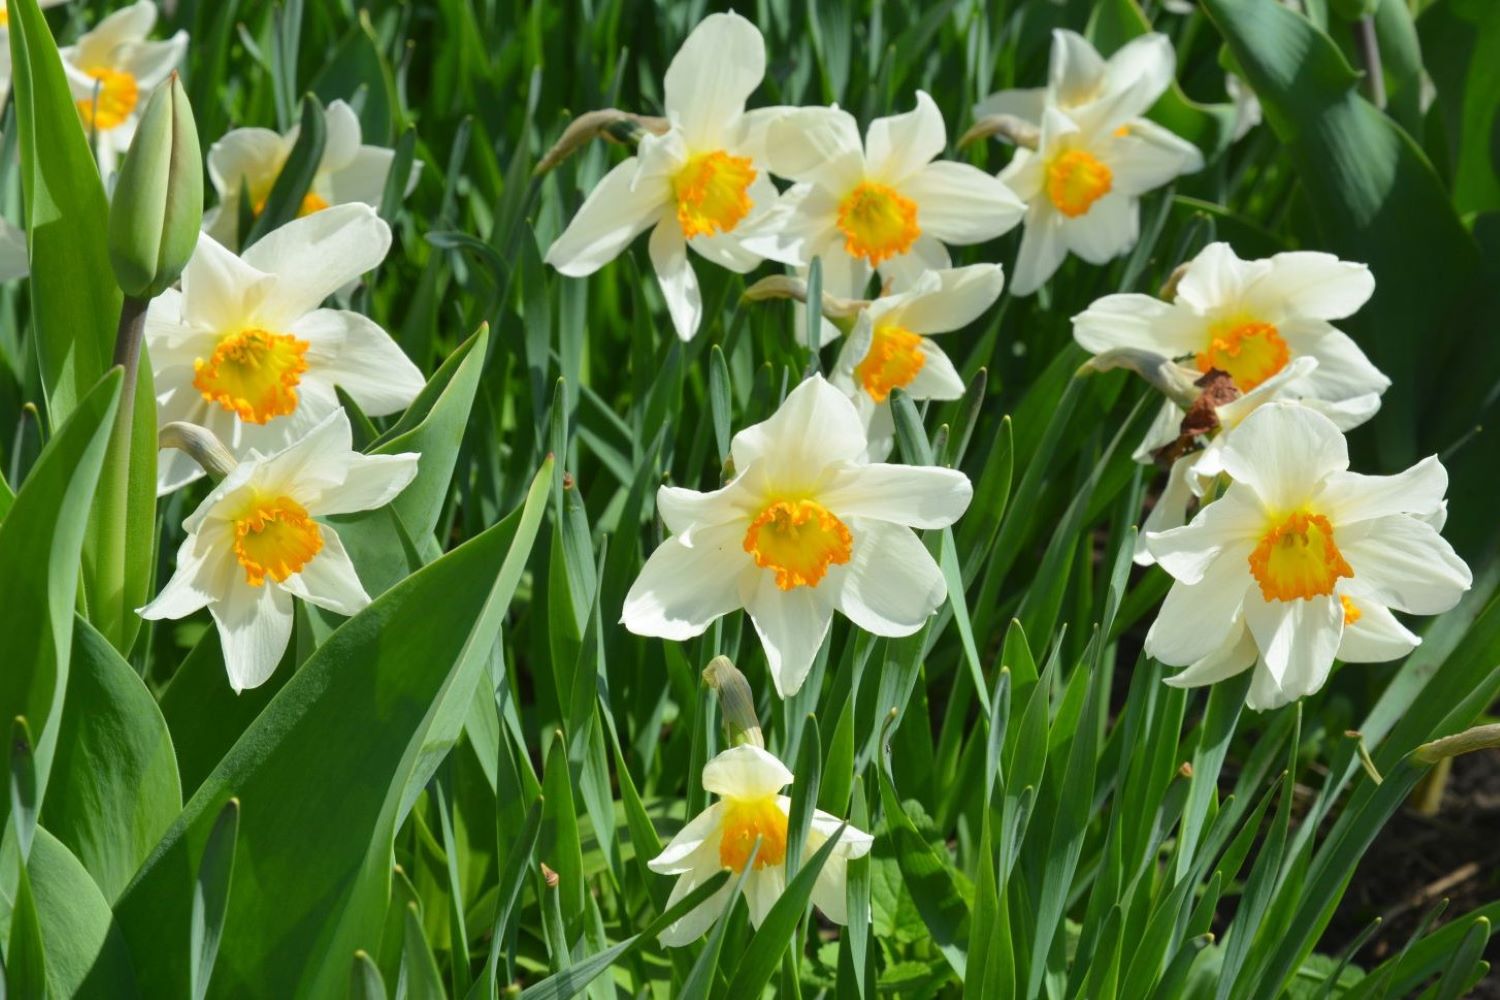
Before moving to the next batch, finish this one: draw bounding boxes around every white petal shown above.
[545,156,669,276]
[1061,192,1137,264]
[657,480,757,537]
[1315,455,1448,525]
[730,375,868,484]
[973,87,1046,125]
[702,744,794,798]
[1175,242,1267,315]
[1135,456,1196,566]
[865,91,946,185]
[210,581,295,693]
[311,453,421,516]
[1009,206,1066,297]
[71,1,156,66]
[279,528,370,617]
[244,204,393,326]
[836,520,946,636]
[877,234,950,291]
[883,264,1004,335]
[181,234,278,333]
[1146,485,1261,584]
[1243,592,1343,698]
[656,869,735,948]
[138,535,229,620]
[1072,292,1199,358]
[649,221,703,341]
[251,408,356,499]
[1106,119,1204,194]
[117,32,187,89]
[1163,625,1258,689]
[621,523,749,640]
[820,463,972,529]
[207,127,286,203]
[1246,252,1375,322]
[1101,34,1177,117]
[326,146,396,206]
[1218,402,1348,513]
[905,340,967,400]
[1278,318,1391,401]
[1048,30,1107,107]
[810,856,851,923]
[745,574,836,697]
[664,11,765,147]
[901,161,1026,245]
[1337,515,1471,615]
[320,100,363,171]
[1144,554,1250,666]
[291,309,425,417]
[648,803,725,874]
[739,183,841,269]
[1336,591,1420,663]
[744,868,785,928]
[762,106,865,192]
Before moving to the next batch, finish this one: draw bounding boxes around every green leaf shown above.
[7,836,48,1000]
[348,950,387,1000]
[24,828,138,998]
[190,800,239,1000]
[1420,0,1500,217]
[42,616,181,902]
[541,732,585,931]
[243,94,327,248]
[401,902,447,1000]
[0,369,122,835]
[680,843,758,1000]
[111,460,552,997]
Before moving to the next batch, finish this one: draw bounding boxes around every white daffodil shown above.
[622,375,972,696]
[146,203,425,495]
[201,99,422,249]
[1001,104,1202,296]
[974,29,1177,134]
[744,92,1025,297]
[648,744,872,946]
[140,410,419,692]
[544,12,784,341]
[1144,402,1470,711]
[829,264,1004,459]
[0,0,69,107]
[62,0,187,177]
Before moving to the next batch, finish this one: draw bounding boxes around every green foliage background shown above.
[1,0,1499,996]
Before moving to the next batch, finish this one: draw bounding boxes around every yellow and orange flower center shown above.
[855,323,926,402]
[76,67,139,132]
[253,190,331,220]
[1340,594,1361,626]
[718,797,788,872]
[743,498,853,591]
[1248,511,1353,602]
[837,181,920,266]
[233,496,324,587]
[672,150,756,239]
[193,329,311,424]
[1045,149,1113,218]
[1196,320,1290,392]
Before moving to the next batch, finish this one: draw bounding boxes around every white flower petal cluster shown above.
[1144,402,1469,710]
[623,375,972,697]
[202,99,421,249]
[61,0,187,176]
[979,30,1203,295]
[649,744,872,946]
[141,410,419,692]
[147,204,426,495]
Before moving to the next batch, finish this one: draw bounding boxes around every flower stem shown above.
[1354,16,1386,109]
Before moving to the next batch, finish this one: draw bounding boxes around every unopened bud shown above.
[1083,349,1204,409]
[159,421,237,481]
[703,656,763,748]
[534,109,670,177]
[108,73,202,299]
[741,275,868,319]
[959,114,1040,151]
[1414,723,1500,764]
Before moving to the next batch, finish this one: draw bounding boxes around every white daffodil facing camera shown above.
[984,30,1202,295]
[1144,402,1470,711]
[201,99,422,248]
[830,263,1005,459]
[146,203,425,495]
[544,12,785,341]
[61,0,187,176]
[140,410,419,693]
[622,375,972,697]
[745,92,1025,299]
[648,745,872,946]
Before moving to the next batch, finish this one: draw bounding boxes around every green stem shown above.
[95,295,150,652]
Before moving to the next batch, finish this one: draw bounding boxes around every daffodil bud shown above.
[108,73,202,300]
[702,656,763,749]
[158,421,238,481]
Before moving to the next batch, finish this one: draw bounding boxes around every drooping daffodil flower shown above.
[1144,402,1469,711]
[145,204,425,495]
[140,410,420,692]
[649,744,872,945]
[622,374,972,696]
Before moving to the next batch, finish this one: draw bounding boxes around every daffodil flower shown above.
[1144,402,1470,711]
[146,203,425,495]
[622,374,972,696]
[648,745,872,945]
[61,0,187,177]
[829,264,1005,459]
[0,0,69,108]
[202,99,422,249]
[544,12,784,341]
[745,92,1025,298]
[140,410,419,692]
[974,29,1177,133]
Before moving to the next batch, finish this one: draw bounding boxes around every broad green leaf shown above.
[349,950,387,1000]
[112,460,552,998]
[190,800,238,1000]
[24,828,138,998]
[42,616,181,902]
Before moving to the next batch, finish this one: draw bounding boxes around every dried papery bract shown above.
[533,109,670,177]
[703,656,764,749]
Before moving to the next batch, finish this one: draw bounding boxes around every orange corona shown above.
[743,499,853,590]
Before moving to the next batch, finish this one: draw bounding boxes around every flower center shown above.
[1196,320,1289,392]
[743,499,853,591]
[672,150,756,239]
[718,797,788,873]
[193,329,311,424]
[233,497,324,587]
[1340,594,1361,625]
[1045,149,1113,218]
[253,190,331,220]
[855,323,926,403]
[76,67,139,132]
[836,181,920,266]
[1248,511,1353,602]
